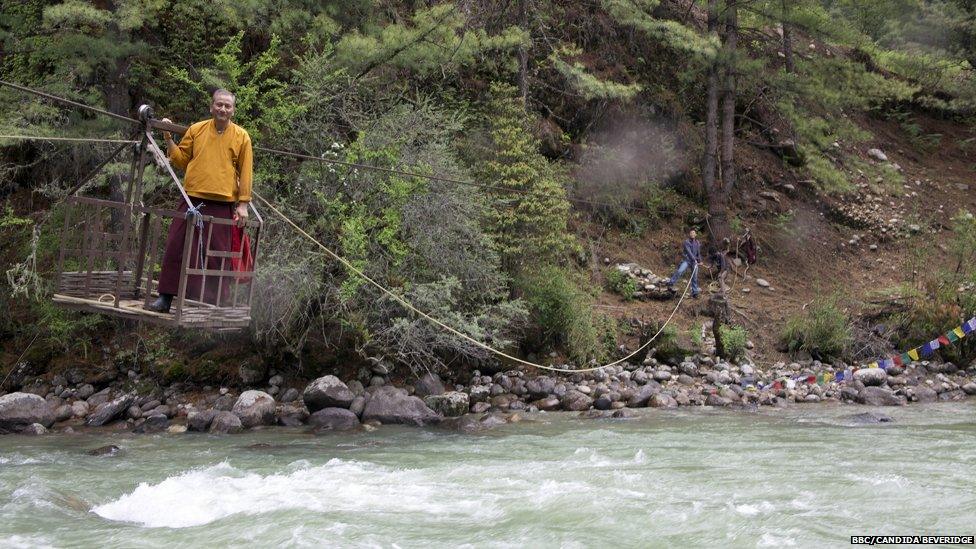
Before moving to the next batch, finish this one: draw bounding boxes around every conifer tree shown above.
[479,82,573,272]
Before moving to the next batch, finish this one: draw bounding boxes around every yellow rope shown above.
[253,191,693,373]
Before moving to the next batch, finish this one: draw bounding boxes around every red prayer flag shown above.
[938,335,951,346]
[892,355,903,366]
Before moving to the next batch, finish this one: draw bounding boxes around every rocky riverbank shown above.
[2,349,976,436]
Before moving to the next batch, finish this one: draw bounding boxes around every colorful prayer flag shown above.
[963,319,975,334]
[921,343,934,357]
[947,330,960,343]
[938,335,950,346]
[930,338,941,350]
[893,355,903,366]
[835,371,844,382]
[953,327,965,339]
[908,349,920,361]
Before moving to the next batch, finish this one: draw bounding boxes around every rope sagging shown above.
[253,191,693,373]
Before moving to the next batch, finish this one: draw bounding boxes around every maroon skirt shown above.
[158,198,234,305]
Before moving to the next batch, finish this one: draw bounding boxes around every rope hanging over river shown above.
[0,79,695,373]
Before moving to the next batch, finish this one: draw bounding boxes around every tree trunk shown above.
[713,0,737,243]
[517,0,530,105]
[709,294,730,358]
[703,0,719,200]
[781,0,795,73]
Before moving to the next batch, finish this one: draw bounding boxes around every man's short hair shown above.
[212,88,235,103]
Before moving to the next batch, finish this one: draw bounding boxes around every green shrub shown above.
[606,269,638,299]
[782,298,852,359]
[718,325,748,361]
[519,266,611,364]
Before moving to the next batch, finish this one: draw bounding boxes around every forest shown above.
[2,0,976,382]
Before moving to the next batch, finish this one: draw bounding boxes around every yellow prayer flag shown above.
[868,362,879,369]
[908,349,919,361]
[953,327,965,338]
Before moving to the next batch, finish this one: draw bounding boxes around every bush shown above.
[894,211,976,364]
[519,266,612,364]
[718,325,748,361]
[606,269,638,299]
[782,298,852,359]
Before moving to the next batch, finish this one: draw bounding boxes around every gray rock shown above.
[140,400,161,412]
[86,445,122,456]
[525,376,556,399]
[349,396,366,418]
[531,396,561,411]
[470,401,491,414]
[232,390,276,428]
[468,385,490,404]
[86,393,135,427]
[86,389,110,408]
[277,404,308,427]
[280,388,300,403]
[187,409,217,432]
[939,389,966,401]
[309,407,360,431]
[70,400,89,418]
[649,393,678,408]
[678,362,699,377]
[347,380,365,396]
[962,382,976,395]
[857,386,906,406]
[627,383,661,407]
[268,375,284,387]
[126,405,143,420]
[756,278,770,288]
[424,392,469,417]
[76,384,95,399]
[303,376,355,412]
[414,373,446,398]
[560,390,593,411]
[18,423,47,435]
[867,148,888,162]
[138,414,169,433]
[209,411,243,434]
[652,370,673,382]
[854,368,887,387]
[705,393,732,407]
[677,374,695,386]
[53,404,73,423]
[914,386,938,403]
[593,395,613,410]
[848,412,893,424]
[612,408,638,419]
[362,386,441,426]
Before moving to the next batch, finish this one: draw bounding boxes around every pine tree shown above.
[479,82,573,272]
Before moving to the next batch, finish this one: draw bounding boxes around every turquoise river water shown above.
[1,402,975,548]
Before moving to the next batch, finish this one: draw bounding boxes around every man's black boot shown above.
[146,294,173,313]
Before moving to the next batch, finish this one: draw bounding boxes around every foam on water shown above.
[93,458,502,528]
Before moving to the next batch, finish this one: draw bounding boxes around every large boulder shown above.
[854,368,887,387]
[627,382,661,407]
[524,376,556,399]
[705,393,733,407]
[309,408,359,431]
[857,386,906,406]
[914,386,938,403]
[560,390,593,412]
[361,386,441,426]
[232,390,276,428]
[424,392,469,417]
[414,373,446,398]
[86,393,135,427]
[649,393,678,408]
[209,411,243,434]
[0,393,55,433]
[187,409,218,432]
[303,376,355,412]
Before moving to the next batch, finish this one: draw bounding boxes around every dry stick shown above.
[0,332,41,390]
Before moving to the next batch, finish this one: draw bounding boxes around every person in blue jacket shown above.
[667,228,702,298]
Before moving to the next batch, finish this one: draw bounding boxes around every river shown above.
[1,402,974,547]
